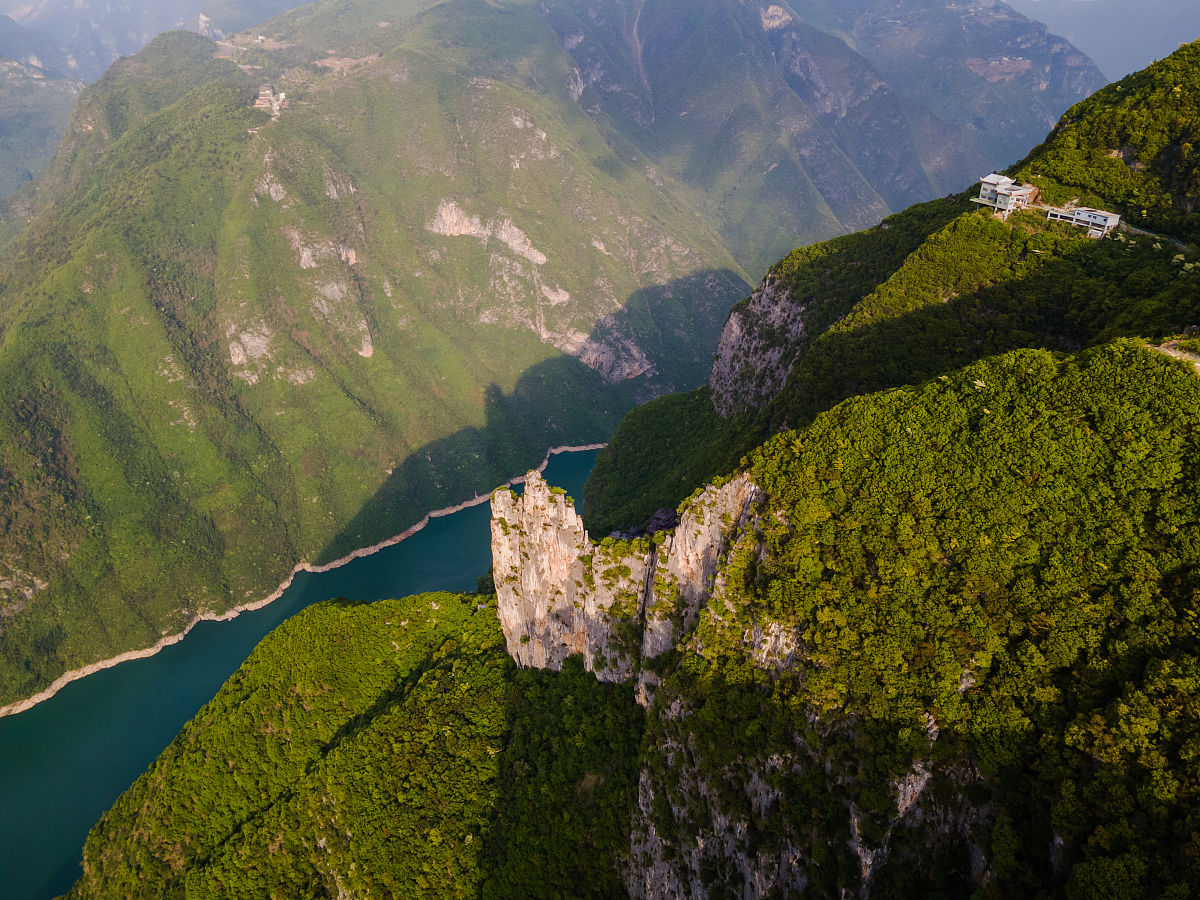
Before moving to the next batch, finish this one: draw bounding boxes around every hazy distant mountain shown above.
[0,0,308,200]
[1004,0,1200,80]
[0,0,306,79]
[0,14,80,195]
[0,12,75,76]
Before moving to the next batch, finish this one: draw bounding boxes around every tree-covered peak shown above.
[1016,37,1200,242]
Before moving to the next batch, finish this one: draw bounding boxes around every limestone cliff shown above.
[491,469,994,899]
[490,470,762,690]
[708,273,810,417]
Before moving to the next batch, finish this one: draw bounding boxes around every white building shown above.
[1045,206,1121,237]
[974,173,1039,212]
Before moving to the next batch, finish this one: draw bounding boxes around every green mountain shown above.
[67,591,645,899]
[0,0,309,79]
[0,1,310,203]
[64,38,1200,900]
[0,18,745,706]
[66,346,1200,899]
[585,37,1200,535]
[0,0,1106,707]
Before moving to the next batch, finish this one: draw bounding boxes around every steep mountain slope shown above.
[0,2,311,203]
[0,12,746,705]
[0,15,81,196]
[1015,38,1200,243]
[0,0,1106,706]
[585,38,1200,535]
[542,0,1102,272]
[67,591,644,899]
[67,340,1200,899]
[63,41,1200,900]
[1,0,1104,253]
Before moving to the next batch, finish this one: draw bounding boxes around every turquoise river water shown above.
[0,450,598,900]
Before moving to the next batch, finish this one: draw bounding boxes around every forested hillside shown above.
[585,38,1200,535]
[0,15,746,705]
[63,40,1200,898]
[68,592,643,899]
[67,341,1200,899]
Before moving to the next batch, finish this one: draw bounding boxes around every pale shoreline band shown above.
[0,444,606,720]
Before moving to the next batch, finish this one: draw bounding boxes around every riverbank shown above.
[0,444,606,720]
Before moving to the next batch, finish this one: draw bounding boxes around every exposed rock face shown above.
[491,473,648,680]
[642,474,763,657]
[490,470,762,689]
[709,275,810,417]
[628,704,992,900]
[491,466,997,898]
[427,199,549,266]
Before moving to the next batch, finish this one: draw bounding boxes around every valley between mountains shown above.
[60,33,1200,900]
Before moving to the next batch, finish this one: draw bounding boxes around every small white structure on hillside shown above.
[973,173,1040,212]
[973,172,1122,238]
[1045,206,1121,237]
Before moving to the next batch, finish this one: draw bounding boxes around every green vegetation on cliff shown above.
[1016,38,1200,243]
[584,195,967,533]
[637,341,1200,898]
[0,0,1107,707]
[0,7,748,704]
[64,37,1200,900]
[69,340,1200,898]
[69,592,642,899]
[586,31,1200,532]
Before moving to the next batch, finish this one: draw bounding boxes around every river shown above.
[0,449,598,900]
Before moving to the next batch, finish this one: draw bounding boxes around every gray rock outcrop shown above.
[490,470,762,691]
[708,275,810,417]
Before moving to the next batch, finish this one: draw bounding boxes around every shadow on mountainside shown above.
[316,267,747,564]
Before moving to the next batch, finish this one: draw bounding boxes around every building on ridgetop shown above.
[1045,206,1121,237]
[973,173,1121,238]
[973,173,1040,212]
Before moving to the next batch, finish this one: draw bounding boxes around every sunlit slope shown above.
[68,341,1200,898]
[1015,37,1200,243]
[67,592,643,899]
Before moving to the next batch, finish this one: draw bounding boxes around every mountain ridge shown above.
[584,37,1200,535]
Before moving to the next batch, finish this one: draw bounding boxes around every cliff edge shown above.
[490,470,761,697]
